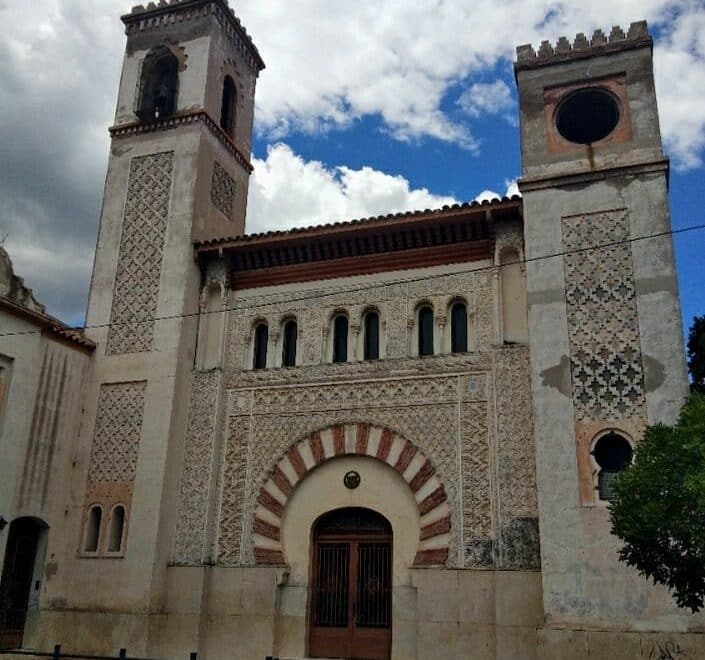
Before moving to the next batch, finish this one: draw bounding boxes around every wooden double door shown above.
[309,508,392,660]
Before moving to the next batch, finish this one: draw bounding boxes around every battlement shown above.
[515,21,651,71]
[122,0,265,72]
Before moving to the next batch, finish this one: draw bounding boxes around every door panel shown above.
[309,508,391,660]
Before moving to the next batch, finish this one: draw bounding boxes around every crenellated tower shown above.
[37,1,264,652]
[515,21,690,638]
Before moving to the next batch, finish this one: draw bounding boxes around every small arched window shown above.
[282,320,298,367]
[363,312,380,360]
[450,302,468,353]
[220,75,237,137]
[418,306,434,356]
[107,505,126,553]
[593,433,633,501]
[253,323,268,370]
[137,46,179,121]
[85,506,102,553]
[332,315,349,363]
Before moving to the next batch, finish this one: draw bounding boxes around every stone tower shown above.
[39,0,264,650]
[515,21,690,642]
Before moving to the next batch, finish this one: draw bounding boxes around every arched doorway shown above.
[0,518,45,649]
[309,507,392,660]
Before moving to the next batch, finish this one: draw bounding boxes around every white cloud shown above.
[0,0,704,321]
[473,180,521,204]
[458,80,516,124]
[247,144,457,234]
[235,0,705,167]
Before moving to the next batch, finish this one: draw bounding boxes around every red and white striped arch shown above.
[252,423,450,567]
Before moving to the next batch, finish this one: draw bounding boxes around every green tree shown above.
[610,394,705,612]
[688,315,705,393]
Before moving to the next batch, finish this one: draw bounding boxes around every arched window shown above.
[593,433,633,501]
[253,323,268,370]
[282,319,298,367]
[363,311,380,360]
[450,302,468,353]
[220,75,237,137]
[418,306,434,356]
[137,46,179,121]
[85,506,102,553]
[332,315,349,363]
[107,505,126,553]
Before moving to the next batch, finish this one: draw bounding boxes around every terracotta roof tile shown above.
[195,195,522,250]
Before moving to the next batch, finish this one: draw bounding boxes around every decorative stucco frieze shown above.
[173,370,221,565]
[562,209,646,420]
[210,161,235,220]
[494,346,539,568]
[106,152,174,355]
[87,381,147,484]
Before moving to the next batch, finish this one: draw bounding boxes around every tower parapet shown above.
[515,21,650,71]
[123,0,265,74]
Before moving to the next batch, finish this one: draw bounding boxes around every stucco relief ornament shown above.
[344,470,361,490]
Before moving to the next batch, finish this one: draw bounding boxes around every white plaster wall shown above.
[523,174,697,630]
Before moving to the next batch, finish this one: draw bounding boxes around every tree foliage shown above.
[610,394,705,612]
[688,315,705,393]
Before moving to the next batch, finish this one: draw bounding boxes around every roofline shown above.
[0,296,95,352]
[195,195,523,253]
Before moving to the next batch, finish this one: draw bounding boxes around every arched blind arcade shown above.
[332,315,349,363]
[85,506,102,553]
[253,323,268,370]
[107,506,125,553]
[418,306,434,356]
[451,303,468,353]
[363,312,380,360]
[282,320,298,367]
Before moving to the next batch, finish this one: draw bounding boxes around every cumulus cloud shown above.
[236,0,705,166]
[473,179,521,204]
[458,80,516,125]
[247,144,457,234]
[0,0,704,322]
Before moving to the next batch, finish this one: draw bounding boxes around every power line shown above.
[0,222,703,341]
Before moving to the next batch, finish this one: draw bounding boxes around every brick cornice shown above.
[109,110,254,174]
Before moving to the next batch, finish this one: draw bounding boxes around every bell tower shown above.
[515,22,689,635]
[44,1,265,652]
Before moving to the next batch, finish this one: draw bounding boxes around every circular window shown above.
[556,88,620,145]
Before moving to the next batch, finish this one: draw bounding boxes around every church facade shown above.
[0,1,703,658]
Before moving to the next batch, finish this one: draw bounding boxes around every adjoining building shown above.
[0,1,702,658]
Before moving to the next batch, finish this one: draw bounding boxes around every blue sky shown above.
[0,0,703,345]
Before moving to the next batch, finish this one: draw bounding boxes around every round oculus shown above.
[555,87,620,145]
[343,470,361,490]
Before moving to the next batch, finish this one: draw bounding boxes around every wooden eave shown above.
[195,197,522,291]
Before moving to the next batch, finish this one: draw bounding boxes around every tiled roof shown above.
[0,295,95,351]
[195,195,522,250]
